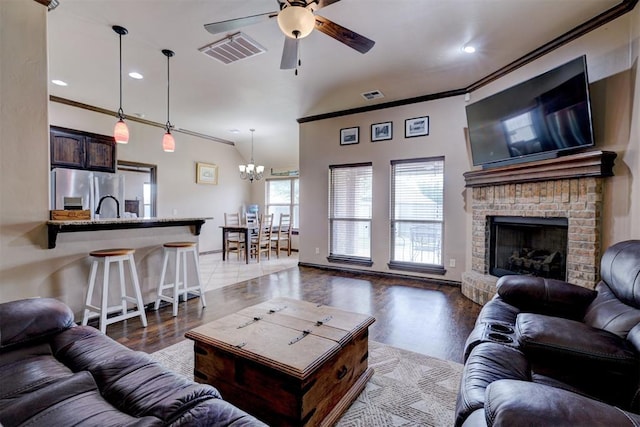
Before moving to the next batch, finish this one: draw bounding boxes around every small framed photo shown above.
[371,121,393,142]
[405,116,429,138]
[196,162,218,185]
[340,127,359,145]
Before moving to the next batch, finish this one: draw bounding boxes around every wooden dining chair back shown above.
[271,213,292,257]
[224,212,244,260]
[251,213,273,262]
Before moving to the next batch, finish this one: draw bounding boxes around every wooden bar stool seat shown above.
[82,248,148,334]
[154,241,206,317]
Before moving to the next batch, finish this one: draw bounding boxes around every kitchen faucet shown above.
[95,195,120,218]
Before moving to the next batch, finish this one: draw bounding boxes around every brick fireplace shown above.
[461,150,616,305]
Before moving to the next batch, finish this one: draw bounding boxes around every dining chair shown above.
[224,212,244,260]
[250,213,273,262]
[271,213,292,257]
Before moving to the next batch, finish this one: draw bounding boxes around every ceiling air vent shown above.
[361,90,384,101]
[199,32,267,65]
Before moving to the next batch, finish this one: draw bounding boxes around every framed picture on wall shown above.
[196,162,218,185]
[340,127,360,145]
[371,121,392,142]
[405,116,429,138]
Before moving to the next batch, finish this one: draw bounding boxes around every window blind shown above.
[329,163,372,259]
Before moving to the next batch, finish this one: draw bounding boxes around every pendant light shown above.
[162,49,176,152]
[238,129,264,182]
[112,25,129,144]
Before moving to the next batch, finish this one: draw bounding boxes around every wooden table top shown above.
[185,297,375,379]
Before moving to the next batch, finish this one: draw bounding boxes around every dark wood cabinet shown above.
[50,126,116,172]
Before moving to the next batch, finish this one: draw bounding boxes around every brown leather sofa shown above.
[456,239,640,426]
[0,297,267,426]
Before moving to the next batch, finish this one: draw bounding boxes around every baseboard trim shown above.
[298,262,461,287]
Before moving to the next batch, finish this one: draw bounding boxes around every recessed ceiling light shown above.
[463,45,476,54]
[129,72,144,79]
[51,79,68,86]
[228,129,240,134]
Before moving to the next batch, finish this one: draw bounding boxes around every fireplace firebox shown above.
[489,216,568,280]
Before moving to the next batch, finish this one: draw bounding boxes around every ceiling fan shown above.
[204,0,375,70]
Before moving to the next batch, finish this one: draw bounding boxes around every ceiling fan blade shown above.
[315,0,341,10]
[204,11,277,35]
[314,15,375,54]
[280,37,299,69]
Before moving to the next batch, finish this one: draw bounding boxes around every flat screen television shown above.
[466,56,595,168]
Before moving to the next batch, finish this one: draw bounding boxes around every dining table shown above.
[220,224,251,264]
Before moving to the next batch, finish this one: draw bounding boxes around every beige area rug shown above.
[150,340,462,426]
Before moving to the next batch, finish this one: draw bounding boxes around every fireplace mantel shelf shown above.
[464,150,616,188]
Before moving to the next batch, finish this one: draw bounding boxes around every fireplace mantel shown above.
[464,150,616,188]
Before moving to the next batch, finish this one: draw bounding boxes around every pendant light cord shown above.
[162,49,175,133]
[166,53,171,131]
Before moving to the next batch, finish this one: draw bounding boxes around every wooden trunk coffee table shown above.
[185,297,375,426]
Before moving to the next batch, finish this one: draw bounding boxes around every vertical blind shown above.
[329,163,373,259]
[390,158,444,265]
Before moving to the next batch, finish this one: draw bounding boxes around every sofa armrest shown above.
[485,380,640,426]
[0,298,74,350]
[496,275,597,319]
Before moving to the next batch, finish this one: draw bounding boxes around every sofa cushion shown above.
[0,298,74,350]
[496,276,596,320]
[599,239,640,309]
[484,380,640,427]
[0,343,73,410]
[517,313,637,368]
[584,282,640,339]
[454,342,529,427]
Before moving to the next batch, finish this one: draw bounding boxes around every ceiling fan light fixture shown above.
[277,5,315,39]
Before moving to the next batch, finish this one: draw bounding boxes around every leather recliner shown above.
[455,239,640,426]
[0,297,267,426]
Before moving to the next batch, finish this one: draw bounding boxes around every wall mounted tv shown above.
[466,56,595,168]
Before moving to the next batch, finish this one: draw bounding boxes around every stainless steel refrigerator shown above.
[51,168,125,219]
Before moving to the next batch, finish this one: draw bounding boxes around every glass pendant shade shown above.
[114,119,129,144]
[277,6,315,39]
[162,131,175,152]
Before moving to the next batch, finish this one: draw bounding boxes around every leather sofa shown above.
[0,297,267,426]
[455,239,640,426]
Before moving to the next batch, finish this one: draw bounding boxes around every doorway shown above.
[117,160,157,218]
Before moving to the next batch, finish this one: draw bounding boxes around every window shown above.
[389,157,445,274]
[328,163,373,266]
[266,178,299,228]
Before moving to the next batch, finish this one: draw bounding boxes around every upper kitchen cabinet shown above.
[50,126,116,172]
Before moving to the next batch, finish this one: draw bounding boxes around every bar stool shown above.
[82,248,148,334]
[154,242,206,317]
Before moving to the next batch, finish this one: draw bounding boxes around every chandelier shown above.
[239,129,264,182]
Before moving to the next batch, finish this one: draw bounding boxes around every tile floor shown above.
[199,251,299,292]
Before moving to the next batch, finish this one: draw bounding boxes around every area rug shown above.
[150,340,462,426]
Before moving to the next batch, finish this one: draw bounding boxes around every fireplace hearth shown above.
[489,216,568,280]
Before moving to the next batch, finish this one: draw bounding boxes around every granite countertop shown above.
[46,217,213,226]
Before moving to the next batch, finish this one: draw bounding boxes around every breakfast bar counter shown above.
[47,217,211,249]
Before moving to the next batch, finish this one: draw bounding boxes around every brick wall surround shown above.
[461,151,615,305]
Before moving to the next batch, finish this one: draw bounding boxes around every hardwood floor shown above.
[105,265,481,364]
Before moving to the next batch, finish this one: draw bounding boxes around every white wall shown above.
[300,10,639,282]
